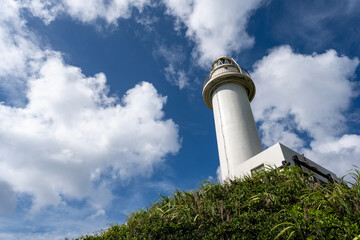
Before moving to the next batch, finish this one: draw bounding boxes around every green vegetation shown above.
[78,166,360,239]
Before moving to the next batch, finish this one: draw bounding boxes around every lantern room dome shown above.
[202,57,256,109]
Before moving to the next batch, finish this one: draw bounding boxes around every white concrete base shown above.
[229,142,338,183]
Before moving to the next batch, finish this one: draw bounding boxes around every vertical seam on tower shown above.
[216,93,230,178]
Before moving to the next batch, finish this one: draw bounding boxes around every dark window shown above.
[214,59,232,68]
[251,164,265,176]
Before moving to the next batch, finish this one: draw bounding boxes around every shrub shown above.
[77,166,360,239]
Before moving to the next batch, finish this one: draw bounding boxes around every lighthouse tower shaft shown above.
[203,57,262,181]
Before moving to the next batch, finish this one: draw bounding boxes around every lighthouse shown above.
[203,57,262,180]
[203,57,338,183]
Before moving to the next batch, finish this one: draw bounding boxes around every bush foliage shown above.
[78,166,360,239]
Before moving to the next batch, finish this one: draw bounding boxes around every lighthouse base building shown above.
[234,142,338,183]
[203,57,338,183]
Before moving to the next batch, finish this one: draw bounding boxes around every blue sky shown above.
[0,0,359,239]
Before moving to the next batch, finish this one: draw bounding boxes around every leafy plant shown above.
[77,166,360,240]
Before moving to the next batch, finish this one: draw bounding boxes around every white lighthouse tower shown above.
[203,57,262,180]
[203,57,338,183]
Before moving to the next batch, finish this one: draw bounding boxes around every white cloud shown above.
[1,0,153,27]
[0,0,47,105]
[26,0,153,25]
[0,1,44,78]
[4,0,266,92]
[154,44,190,89]
[163,0,263,66]
[164,65,189,89]
[268,1,360,51]
[22,0,63,24]
[14,0,265,89]
[136,14,159,29]
[0,55,180,211]
[305,134,360,176]
[258,119,305,149]
[251,45,359,176]
[0,181,16,214]
[0,1,180,212]
[0,0,180,214]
